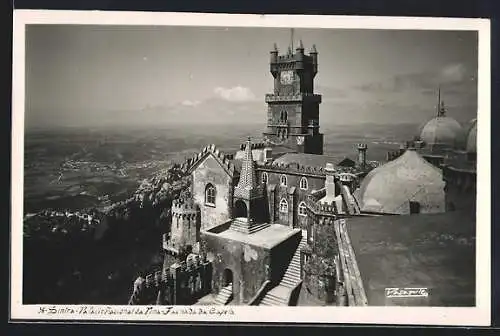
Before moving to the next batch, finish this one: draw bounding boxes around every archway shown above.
[223,268,233,287]
[234,200,248,219]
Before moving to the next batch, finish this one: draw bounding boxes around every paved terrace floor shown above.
[346,210,476,307]
[216,223,301,249]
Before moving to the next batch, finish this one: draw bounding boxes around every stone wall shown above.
[202,232,270,305]
[128,254,212,305]
[192,155,232,231]
[261,170,324,230]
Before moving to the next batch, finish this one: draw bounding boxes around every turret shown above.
[270,43,279,77]
[165,198,199,255]
[357,143,367,167]
[325,163,337,200]
[310,44,318,76]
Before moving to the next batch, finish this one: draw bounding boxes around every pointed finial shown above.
[310,44,317,53]
[272,43,278,52]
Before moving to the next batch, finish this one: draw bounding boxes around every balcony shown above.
[265,93,322,103]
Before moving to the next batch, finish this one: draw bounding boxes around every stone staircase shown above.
[230,218,270,234]
[214,283,233,305]
[259,234,308,306]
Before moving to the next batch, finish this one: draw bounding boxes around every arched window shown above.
[298,201,307,216]
[261,172,268,184]
[205,183,216,206]
[280,110,288,122]
[299,177,308,190]
[279,198,288,213]
[280,174,287,187]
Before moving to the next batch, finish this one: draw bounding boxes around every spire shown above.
[290,28,295,51]
[273,42,278,52]
[237,137,257,190]
[310,44,317,54]
[437,86,446,117]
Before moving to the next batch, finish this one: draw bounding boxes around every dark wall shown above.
[201,232,270,305]
[269,230,301,284]
[259,169,324,230]
[443,167,476,213]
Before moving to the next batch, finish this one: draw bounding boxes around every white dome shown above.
[420,116,464,149]
[356,150,445,215]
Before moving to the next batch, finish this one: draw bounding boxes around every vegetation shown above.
[23,163,191,304]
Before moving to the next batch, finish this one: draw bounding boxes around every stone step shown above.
[267,296,287,304]
[262,296,286,305]
[285,267,300,274]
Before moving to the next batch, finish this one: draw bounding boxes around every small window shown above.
[205,183,216,205]
[262,172,268,184]
[280,175,287,187]
[298,201,307,216]
[279,198,288,213]
[299,177,308,190]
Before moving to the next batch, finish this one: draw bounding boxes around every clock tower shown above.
[263,40,324,155]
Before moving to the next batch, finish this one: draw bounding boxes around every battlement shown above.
[182,143,236,176]
[265,93,322,103]
[259,160,361,177]
[171,198,198,217]
[128,253,213,305]
[357,143,368,150]
[240,142,266,150]
[306,196,338,217]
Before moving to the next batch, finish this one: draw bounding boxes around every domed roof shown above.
[356,150,445,215]
[465,118,477,154]
[420,115,464,149]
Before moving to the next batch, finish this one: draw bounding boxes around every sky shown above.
[25,25,478,128]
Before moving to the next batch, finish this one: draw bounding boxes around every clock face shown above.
[280,70,294,85]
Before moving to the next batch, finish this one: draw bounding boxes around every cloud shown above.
[316,85,349,101]
[213,86,256,102]
[181,100,201,107]
[439,63,467,83]
[354,63,475,97]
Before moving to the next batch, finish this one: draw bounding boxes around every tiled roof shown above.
[345,210,476,306]
[237,138,257,189]
[356,150,445,215]
[272,153,344,168]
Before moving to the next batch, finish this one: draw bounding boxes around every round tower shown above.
[270,43,279,77]
[169,198,199,253]
[310,44,318,77]
[357,143,368,167]
[295,39,305,68]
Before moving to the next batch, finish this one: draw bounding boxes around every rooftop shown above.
[272,153,344,168]
[213,222,301,249]
[346,211,476,306]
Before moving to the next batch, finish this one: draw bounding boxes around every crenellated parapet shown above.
[306,197,339,217]
[239,142,266,150]
[171,198,198,219]
[182,143,237,176]
[265,93,322,104]
[128,253,212,305]
[258,160,363,178]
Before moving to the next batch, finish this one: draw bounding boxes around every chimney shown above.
[357,143,367,167]
[263,147,273,163]
[325,163,336,199]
